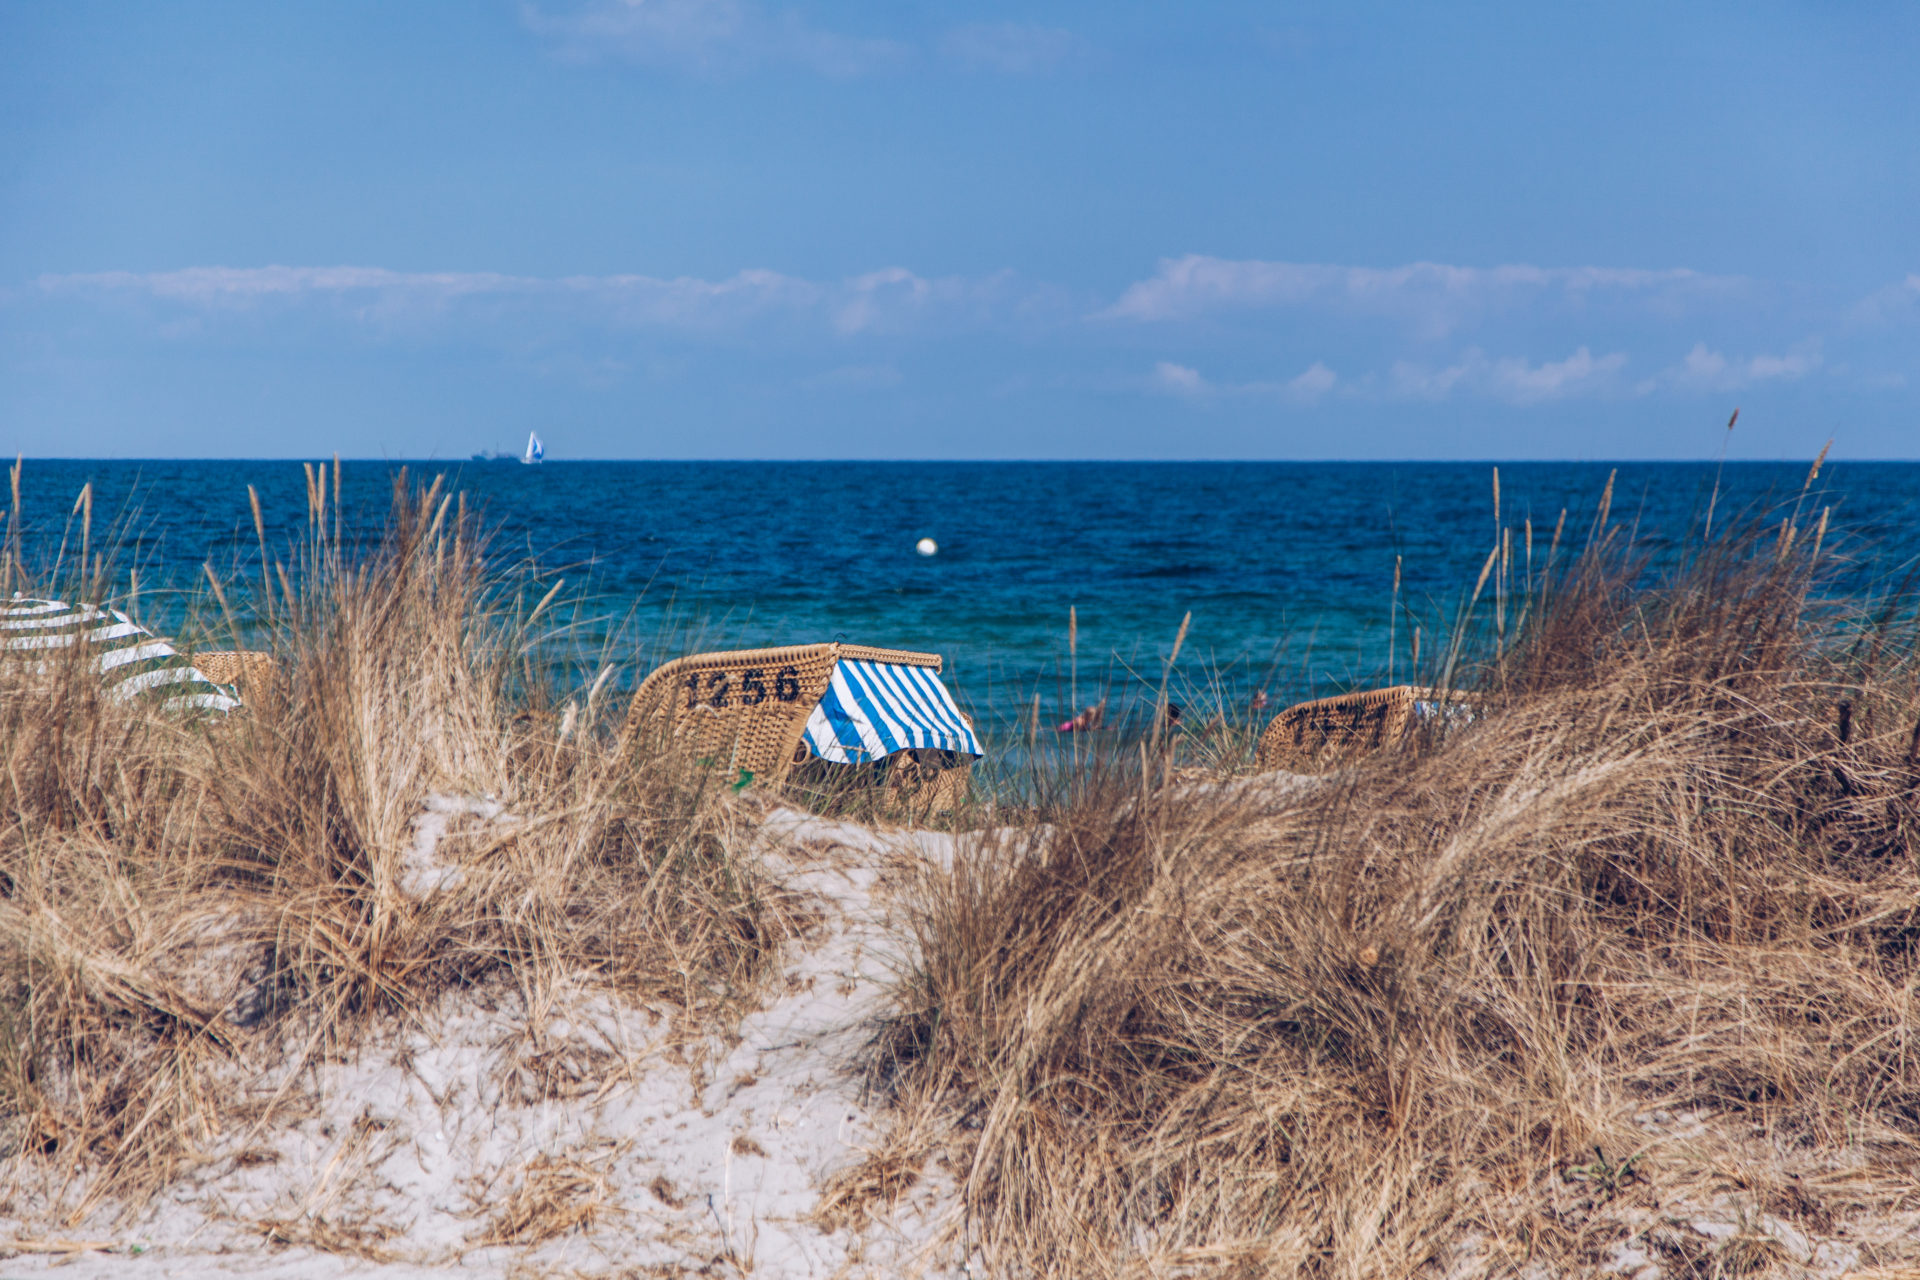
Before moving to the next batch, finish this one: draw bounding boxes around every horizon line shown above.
[8,455,1909,466]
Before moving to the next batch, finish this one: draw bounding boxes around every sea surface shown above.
[10,460,1920,735]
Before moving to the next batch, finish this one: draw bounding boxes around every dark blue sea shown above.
[10,460,1920,736]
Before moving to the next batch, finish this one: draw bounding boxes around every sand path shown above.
[0,802,962,1278]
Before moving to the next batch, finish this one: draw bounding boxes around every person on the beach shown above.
[1057,700,1106,732]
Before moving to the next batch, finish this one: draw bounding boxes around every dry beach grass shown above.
[0,461,1917,1276]
[872,480,1920,1275]
[0,472,795,1227]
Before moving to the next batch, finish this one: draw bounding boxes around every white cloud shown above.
[525,3,1094,78]
[47,265,524,303]
[939,23,1083,73]
[1152,359,1338,403]
[1287,361,1337,402]
[27,261,1867,409]
[831,266,1019,334]
[589,267,825,327]
[1849,273,1920,326]
[522,0,907,76]
[1681,342,1729,383]
[1389,346,1627,404]
[1662,340,1823,391]
[1104,255,1739,337]
[1747,349,1820,380]
[36,263,1025,338]
[1153,361,1206,395]
[1388,357,1473,401]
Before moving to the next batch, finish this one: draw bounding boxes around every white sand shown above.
[0,800,966,1278]
[0,777,1906,1276]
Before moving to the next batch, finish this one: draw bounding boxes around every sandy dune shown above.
[0,801,964,1279]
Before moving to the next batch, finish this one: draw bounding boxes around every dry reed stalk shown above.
[1388,554,1400,686]
[5,455,20,596]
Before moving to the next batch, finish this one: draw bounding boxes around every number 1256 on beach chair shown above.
[624,641,981,812]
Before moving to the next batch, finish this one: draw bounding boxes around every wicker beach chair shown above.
[1254,684,1472,773]
[624,642,981,811]
[191,649,278,692]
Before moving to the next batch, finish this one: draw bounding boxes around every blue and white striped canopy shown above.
[801,658,981,765]
[2,596,241,713]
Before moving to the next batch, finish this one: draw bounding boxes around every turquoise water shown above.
[12,460,1919,734]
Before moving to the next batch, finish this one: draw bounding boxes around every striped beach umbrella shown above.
[800,656,981,765]
[1,595,242,713]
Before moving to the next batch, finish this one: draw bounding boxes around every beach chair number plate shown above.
[686,666,802,709]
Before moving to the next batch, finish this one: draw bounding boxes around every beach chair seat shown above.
[625,642,981,810]
[1254,684,1472,773]
[876,745,975,818]
[189,649,279,692]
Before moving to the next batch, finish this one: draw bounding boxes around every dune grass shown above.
[869,490,1920,1275]
[6,458,1919,1274]
[0,471,797,1218]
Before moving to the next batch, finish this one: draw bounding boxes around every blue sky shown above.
[2,1,1916,459]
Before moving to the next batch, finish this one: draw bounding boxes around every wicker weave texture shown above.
[882,747,973,817]
[1255,685,1464,773]
[626,643,945,783]
[192,650,278,690]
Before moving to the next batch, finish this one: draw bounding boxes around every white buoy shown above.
[916,537,939,557]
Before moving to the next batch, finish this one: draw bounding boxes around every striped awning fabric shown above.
[2,596,242,713]
[801,658,981,765]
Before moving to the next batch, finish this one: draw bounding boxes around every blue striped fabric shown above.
[2,595,242,714]
[801,659,981,764]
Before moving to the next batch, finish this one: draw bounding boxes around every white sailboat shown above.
[521,431,544,465]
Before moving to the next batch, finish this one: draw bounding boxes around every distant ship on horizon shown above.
[472,431,545,464]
